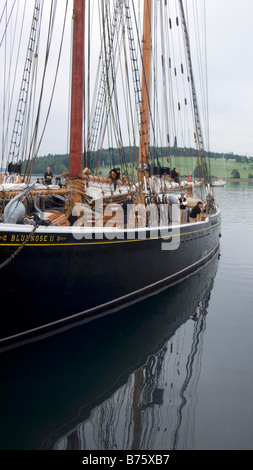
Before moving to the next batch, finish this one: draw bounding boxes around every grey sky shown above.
[206,0,253,156]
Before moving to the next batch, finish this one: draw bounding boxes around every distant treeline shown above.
[20,146,251,175]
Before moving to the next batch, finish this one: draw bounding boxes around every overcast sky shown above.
[206,0,253,157]
[1,0,253,158]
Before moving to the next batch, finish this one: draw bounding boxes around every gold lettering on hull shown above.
[10,235,51,243]
[1,234,71,244]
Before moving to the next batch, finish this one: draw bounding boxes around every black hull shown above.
[0,212,221,350]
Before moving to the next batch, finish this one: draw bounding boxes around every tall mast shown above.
[69,0,85,178]
[138,0,152,183]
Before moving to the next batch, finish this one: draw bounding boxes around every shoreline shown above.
[225,178,253,183]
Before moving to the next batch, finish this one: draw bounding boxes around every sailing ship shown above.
[0,0,221,351]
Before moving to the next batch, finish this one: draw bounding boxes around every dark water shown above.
[0,182,253,451]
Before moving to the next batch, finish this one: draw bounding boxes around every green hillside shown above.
[28,151,253,180]
[168,156,253,180]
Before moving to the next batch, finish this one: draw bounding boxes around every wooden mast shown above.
[69,0,85,178]
[138,0,152,184]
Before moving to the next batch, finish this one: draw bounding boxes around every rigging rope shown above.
[1,0,26,170]
[0,0,17,48]
[29,0,69,173]
[87,0,121,154]
[178,0,209,185]
[24,0,58,177]
[1,1,69,180]
[7,1,42,168]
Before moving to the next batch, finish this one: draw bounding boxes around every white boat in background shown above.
[212,154,226,187]
[212,179,226,187]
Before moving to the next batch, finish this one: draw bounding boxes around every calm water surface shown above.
[0,182,253,450]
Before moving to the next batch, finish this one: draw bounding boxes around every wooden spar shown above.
[69,0,85,178]
[138,0,152,183]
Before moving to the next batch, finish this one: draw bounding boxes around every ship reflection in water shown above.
[49,250,219,451]
[0,249,219,451]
